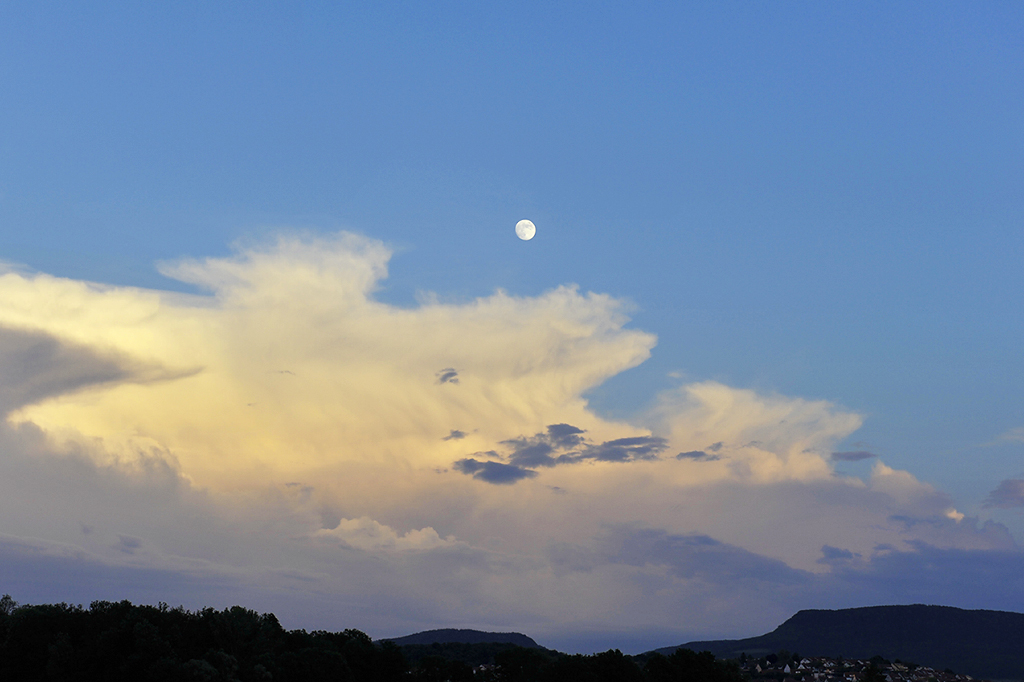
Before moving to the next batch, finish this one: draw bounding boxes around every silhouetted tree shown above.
[0,599,413,682]
[0,594,16,616]
[495,646,549,682]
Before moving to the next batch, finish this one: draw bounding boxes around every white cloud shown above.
[649,381,862,483]
[315,517,459,552]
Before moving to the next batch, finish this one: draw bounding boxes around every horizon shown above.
[1,2,1023,656]
[9,596,1021,657]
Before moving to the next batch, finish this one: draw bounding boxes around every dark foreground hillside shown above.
[670,605,1024,680]
[0,595,742,681]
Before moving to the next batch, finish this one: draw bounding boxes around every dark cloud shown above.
[452,459,537,484]
[0,326,133,414]
[504,439,556,468]
[285,482,314,496]
[831,450,877,462]
[435,368,459,384]
[0,326,195,416]
[470,450,501,460]
[442,430,466,441]
[707,442,723,452]
[546,423,586,448]
[983,478,1024,508]
[457,424,668,484]
[817,545,860,563]
[117,535,143,554]
[676,450,721,462]
[583,436,667,462]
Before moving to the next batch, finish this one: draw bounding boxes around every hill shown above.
[659,605,1024,680]
[381,627,540,648]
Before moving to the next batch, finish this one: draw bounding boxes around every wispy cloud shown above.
[831,450,877,462]
[676,450,721,462]
[984,479,1024,508]
[980,427,1024,447]
[997,427,1024,443]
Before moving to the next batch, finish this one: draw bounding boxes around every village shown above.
[740,655,984,682]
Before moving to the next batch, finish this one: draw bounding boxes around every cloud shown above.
[435,368,459,385]
[0,532,245,608]
[316,517,458,552]
[584,436,667,462]
[984,479,1024,508]
[821,541,1024,610]
[601,526,811,586]
[676,450,720,462]
[981,427,1024,447]
[0,230,1017,650]
[546,423,587,448]
[453,424,669,483]
[649,381,862,483]
[0,232,657,493]
[452,458,537,484]
[831,450,877,461]
[998,427,1024,443]
[116,535,143,554]
[0,326,178,415]
[818,545,860,563]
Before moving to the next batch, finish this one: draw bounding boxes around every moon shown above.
[515,219,536,241]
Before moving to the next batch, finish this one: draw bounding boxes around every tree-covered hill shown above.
[396,641,546,669]
[380,628,545,669]
[382,628,540,648]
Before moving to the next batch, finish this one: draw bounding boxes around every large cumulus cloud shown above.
[0,232,656,491]
[0,232,1018,652]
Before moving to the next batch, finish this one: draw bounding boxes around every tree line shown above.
[0,595,745,681]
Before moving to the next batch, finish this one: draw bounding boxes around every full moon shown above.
[515,219,536,240]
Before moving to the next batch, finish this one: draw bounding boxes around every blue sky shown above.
[1,2,1023,652]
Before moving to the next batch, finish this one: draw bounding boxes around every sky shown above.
[1,1,1023,654]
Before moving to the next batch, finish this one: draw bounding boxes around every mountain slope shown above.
[662,605,1024,680]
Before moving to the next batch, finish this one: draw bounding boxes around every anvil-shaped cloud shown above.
[0,232,1018,651]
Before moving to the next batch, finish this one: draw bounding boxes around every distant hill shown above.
[381,628,540,648]
[657,605,1024,680]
